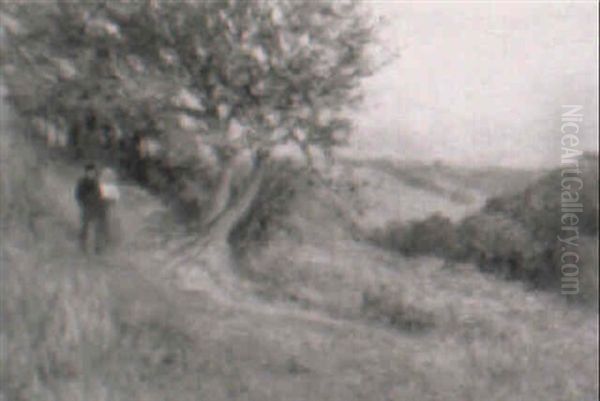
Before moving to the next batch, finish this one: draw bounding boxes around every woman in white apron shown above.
[99,167,122,249]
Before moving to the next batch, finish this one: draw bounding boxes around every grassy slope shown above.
[1,111,598,400]
[235,188,598,401]
[1,108,199,400]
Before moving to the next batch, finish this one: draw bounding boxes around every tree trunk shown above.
[202,152,239,227]
[195,151,265,252]
[205,159,266,244]
[172,154,266,291]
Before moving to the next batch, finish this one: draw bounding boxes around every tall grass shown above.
[0,118,197,401]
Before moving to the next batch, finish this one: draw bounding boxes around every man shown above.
[75,163,107,253]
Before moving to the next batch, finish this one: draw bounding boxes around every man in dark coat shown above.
[75,163,107,253]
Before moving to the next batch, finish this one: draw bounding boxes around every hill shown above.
[341,157,544,199]
[370,152,599,304]
[334,156,544,228]
[1,103,598,400]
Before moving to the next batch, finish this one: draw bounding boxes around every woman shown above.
[99,167,122,249]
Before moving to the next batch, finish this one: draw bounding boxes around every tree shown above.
[2,0,381,269]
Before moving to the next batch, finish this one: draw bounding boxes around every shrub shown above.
[370,213,458,257]
[368,220,408,251]
[455,212,539,280]
[370,154,598,305]
[406,213,458,256]
[361,285,435,332]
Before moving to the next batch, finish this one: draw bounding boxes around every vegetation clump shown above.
[371,153,599,304]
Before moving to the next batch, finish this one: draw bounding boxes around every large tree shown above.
[2,0,380,267]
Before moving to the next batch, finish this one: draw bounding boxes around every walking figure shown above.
[99,167,122,248]
[75,163,107,253]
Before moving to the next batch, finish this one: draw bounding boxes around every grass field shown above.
[1,104,598,400]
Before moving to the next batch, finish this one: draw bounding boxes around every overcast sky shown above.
[342,1,598,168]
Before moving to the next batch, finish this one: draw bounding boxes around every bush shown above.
[370,213,458,257]
[406,213,458,256]
[368,221,408,250]
[361,285,436,332]
[455,213,539,280]
[370,154,598,305]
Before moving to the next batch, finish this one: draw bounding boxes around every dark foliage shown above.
[371,153,599,301]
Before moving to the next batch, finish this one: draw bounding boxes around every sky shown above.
[343,1,599,168]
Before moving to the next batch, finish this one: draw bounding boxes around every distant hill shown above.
[340,156,545,198]
[335,156,545,228]
[370,152,599,305]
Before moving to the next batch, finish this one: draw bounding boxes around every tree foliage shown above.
[2,0,377,165]
[2,0,381,248]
